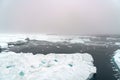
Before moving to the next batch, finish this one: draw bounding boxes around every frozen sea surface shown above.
[0,52,96,80]
[1,34,120,80]
[0,34,93,48]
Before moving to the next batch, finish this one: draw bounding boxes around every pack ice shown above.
[0,34,92,48]
[0,52,96,80]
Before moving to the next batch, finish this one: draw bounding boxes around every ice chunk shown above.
[113,49,120,69]
[115,42,120,46]
[112,49,120,79]
[69,38,85,44]
[0,52,96,80]
[0,43,8,48]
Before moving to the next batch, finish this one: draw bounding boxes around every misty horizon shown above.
[0,0,120,35]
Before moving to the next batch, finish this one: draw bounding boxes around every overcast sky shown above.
[0,0,120,35]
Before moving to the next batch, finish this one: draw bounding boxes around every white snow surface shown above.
[0,52,96,80]
[0,34,92,48]
[113,49,120,69]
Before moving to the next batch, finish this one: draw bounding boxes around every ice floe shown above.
[0,52,96,80]
[113,49,120,70]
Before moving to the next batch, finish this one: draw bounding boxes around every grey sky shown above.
[0,0,120,35]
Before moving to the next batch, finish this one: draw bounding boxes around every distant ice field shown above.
[0,34,91,48]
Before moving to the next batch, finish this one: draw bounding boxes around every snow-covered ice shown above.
[0,43,8,48]
[115,42,120,47]
[0,34,92,48]
[0,34,96,80]
[113,49,120,70]
[0,52,96,80]
[112,49,120,79]
[69,38,85,44]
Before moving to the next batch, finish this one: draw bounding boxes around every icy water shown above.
[85,46,118,80]
[9,44,120,80]
[49,46,119,80]
[1,35,120,80]
[48,46,120,80]
[42,45,119,80]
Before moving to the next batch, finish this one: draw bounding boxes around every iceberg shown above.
[0,52,96,80]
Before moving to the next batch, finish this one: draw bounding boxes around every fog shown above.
[0,0,120,35]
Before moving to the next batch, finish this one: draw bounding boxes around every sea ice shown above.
[0,34,92,47]
[0,52,96,80]
[113,49,120,69]
[115,42,120,47]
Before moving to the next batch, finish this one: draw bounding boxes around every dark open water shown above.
[85,46,118,80]
[5,39,120,80]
